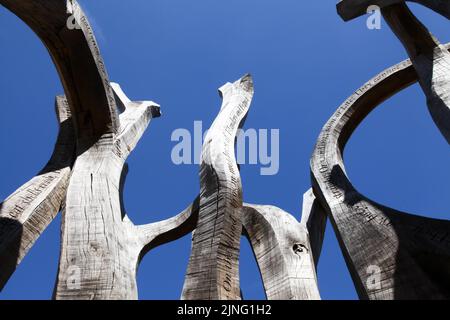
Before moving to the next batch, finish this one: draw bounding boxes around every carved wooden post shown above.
[182,75,254,300]
[242,190,326,300]
[311,47,450,299]
[54,85,199,299]
[0,96,74,290]
[54,82,160,299]
[338,0,450,144]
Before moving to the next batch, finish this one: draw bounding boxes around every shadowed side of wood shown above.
[301,189,328,267]
[182,75,254,300]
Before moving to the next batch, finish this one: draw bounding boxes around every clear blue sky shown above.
[0,1,449,300]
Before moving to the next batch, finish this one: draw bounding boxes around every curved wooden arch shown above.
[0,0,119,141]
[311,45,450,299]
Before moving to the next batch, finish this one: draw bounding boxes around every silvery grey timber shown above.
[0,0,449,300]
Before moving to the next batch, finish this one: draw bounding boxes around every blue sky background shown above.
[0,0,449,300]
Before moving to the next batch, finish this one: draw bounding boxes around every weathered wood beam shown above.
[382,3,450,144]
[182,75,254,300]
[337,1,450,144]
[242,194,326,300]
[337,0,450,21]
[0,96,74,290]
[311,45,450,299]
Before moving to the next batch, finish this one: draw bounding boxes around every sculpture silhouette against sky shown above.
[0,0,448,300]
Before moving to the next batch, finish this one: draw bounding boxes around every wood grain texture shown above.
[54,82,161,300]
[242,195,325,300]
[337,0,450,21]
[182,75,254,300]
[382,3,450,144]
[311,47,450,299]
[0,96,74,290]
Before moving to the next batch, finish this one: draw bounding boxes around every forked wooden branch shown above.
[182,75,254,300]
[53,82,202,299]
[242,190,326,300]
